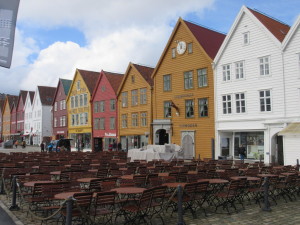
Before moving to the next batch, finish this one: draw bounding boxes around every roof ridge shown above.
[250,8,289,26]
[132,62,155,69]
[183,19,226,35]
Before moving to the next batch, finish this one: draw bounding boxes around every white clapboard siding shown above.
[284,136,300,165]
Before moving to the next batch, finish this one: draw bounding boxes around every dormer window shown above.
[77,80,80,90]
[188,43,193,54]
[171,48,176,58]
[131,75,135,84]
[243,32,249,45]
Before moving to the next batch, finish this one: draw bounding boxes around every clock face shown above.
[176,41,186,55]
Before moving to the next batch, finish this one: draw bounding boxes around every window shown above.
[235,61,244,79]
[141,112,147,127]
[100,101,105,112]
[94,101,99,113]
[131,75,135,83]
[259,56,270,76]
[164,101,172,118]
[131,90,138,106]
[259,90,271,112]
[77,80,80,90]
[184,71,193,89]
[222,64,231,81]
[222,95,232,114]
[140,88,147,104]
[60,100,63,110]
[60,117,63,126]
[100,118,105,130]
[122,92,128,107]
[62,116,66,126]
[110,99,116,111]
[75,95,78,107]
[80,113,84,125]
[63,100,66,109]
[94,118,99,130]
[79,94,83,107]
[84,112,88,124]
[110,117,115,129]
[54,117,57,127]
[132,113,138,127]
[199,98,208,117]
[243,32,249,45]
[163,75,171,91]
[72,115,75,126]
[188,42,193,54]
[84,94,88,106]
[236,93,246,113]
[71,96,75,108]
[122,114,127,128]
[75,114,79,125]
[172,48,176,58]
[197,68,207,87]
[185,100,194,118]
[54,102,57,111]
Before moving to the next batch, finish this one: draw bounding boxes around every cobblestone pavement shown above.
[1,192,300,225]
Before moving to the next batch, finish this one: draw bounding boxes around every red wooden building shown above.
[16,90,28,140]
[52,79,72,139]
[91,70,124,151]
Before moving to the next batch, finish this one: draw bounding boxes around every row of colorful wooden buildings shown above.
[1,6,300,165]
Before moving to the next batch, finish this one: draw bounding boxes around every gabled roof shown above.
[132,64,154,86]
[282,15,300,50]
[248,8,290,42]
[6,95,19,111]
[117,62,154,95]
[78,69,101,94]
[104,71,124,94]
[61,79,72,96]
[152,18,225,78]
[29,91,35,104]
[20,90,28,103]
[214,6,290,66]
[184,20,226,59]
[38,86,56,106]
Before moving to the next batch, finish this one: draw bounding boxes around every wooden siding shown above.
[153,22,215,159]
[118,65,152,141]
[2,99,11,139]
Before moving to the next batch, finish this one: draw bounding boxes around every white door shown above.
[181,131,195,159]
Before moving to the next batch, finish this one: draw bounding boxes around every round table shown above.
[54,191,82,200]
[198,179,229,184]
[77,178,98,183]
[111,187,146,194]
[23,180,54,187]
[120,175,134,180]
[257,174,278,178]
[230,176,260,181]
[158,172,169,177]
[163,182,187,188]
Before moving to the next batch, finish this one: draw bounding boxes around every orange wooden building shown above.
[152,18,225,159]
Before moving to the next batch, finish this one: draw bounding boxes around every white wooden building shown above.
[24,91,35,145]
[213,6,291,164]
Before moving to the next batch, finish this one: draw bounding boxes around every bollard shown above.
[9,176,19,211]
[297,159,299,171]
[66,197,73,225]
[262,177,271,212]
[0,178,5,195]
[177,185,185,225]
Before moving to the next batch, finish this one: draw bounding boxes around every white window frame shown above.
[235,93,246,113]
[122,114,127,128]
[71,96,74,108]
[54,102,57,111]
[163,75,171,91]
[259,56,270,76]
[188,42,193,54]
[110,99,116,111]
[140,88,147,105]
[122,92,128,107]
[222,64,231,82]
[184,71,193,89]
[197,68,207,87]
[100,101,105,112]
[243,32,249,45]
[140,112,147,127]
[259,89,272,112]
[100,118,105,130]
[235,61,244,79]
[77,80,80,90]
[222,94,232,114]
[54,117,57,127]
[110,117,115,129]
[79,94,83,107]
[172,48,176,58]
[131,90,138,106]
[131,113,138,127]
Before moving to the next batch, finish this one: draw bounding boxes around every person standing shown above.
[117,142,122,151]
[112,140,117,151]
[40,142,45,152]
[239,144,246,160]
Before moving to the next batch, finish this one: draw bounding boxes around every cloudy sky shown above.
[1,0,299,95]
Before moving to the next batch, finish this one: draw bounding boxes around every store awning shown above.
[278,122,300,136]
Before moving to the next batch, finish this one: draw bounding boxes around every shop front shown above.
[69,131,92,151]
[120,135,148,151]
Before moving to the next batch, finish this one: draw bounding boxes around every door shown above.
[181,131,194,159]
[277,136,284,165]
[94,138,102,152]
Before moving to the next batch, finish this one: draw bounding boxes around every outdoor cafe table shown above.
[54,191,82,200]
[197,179,229,184]
[111,187,146,195]
[163,182,187,189]
[257,174,279,178]
[230,176,261,181]
[23,180,54,187]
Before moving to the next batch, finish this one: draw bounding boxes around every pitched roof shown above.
[60,79,72,96]
[78,69,101,94]
[38,86,56,106]
[132,64,154,86]
[7,95,19,110]
[248,8,290,42]
[19,90,28,104]
[184,20,226,59]
[29,91,35,104]
[103,71,124,94]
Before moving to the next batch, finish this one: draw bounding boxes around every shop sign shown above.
[174,93,194,99]
[104,132,116,137]
[57,131,65,134]
[179,124,197,128]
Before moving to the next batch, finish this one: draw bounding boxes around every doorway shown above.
[156,129,169,145]
[94,138,103,152]
[181,131,195,159]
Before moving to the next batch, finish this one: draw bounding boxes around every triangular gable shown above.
[38,86,56,106]
[151,17,225,78]
[78,69,101,94]
[117,62,154,96]
[214,6,290,66]
[51,79,72,106]
[282,15,300,50]
[16,90,28,111]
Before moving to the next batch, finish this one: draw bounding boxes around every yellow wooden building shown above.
[2,95,18,141]
[66,69,100,151]
[152,18,225,159]
[117,63,154,151]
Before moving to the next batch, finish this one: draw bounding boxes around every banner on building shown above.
[0,0,20,68]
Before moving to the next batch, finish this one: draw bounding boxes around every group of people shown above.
[14,140,26,148]
[108,140,122,151]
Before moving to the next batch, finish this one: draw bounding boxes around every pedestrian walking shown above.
[112,140,117,151]
[117,142,122,151]
[14,140,18,148]
[40,142,45,152]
